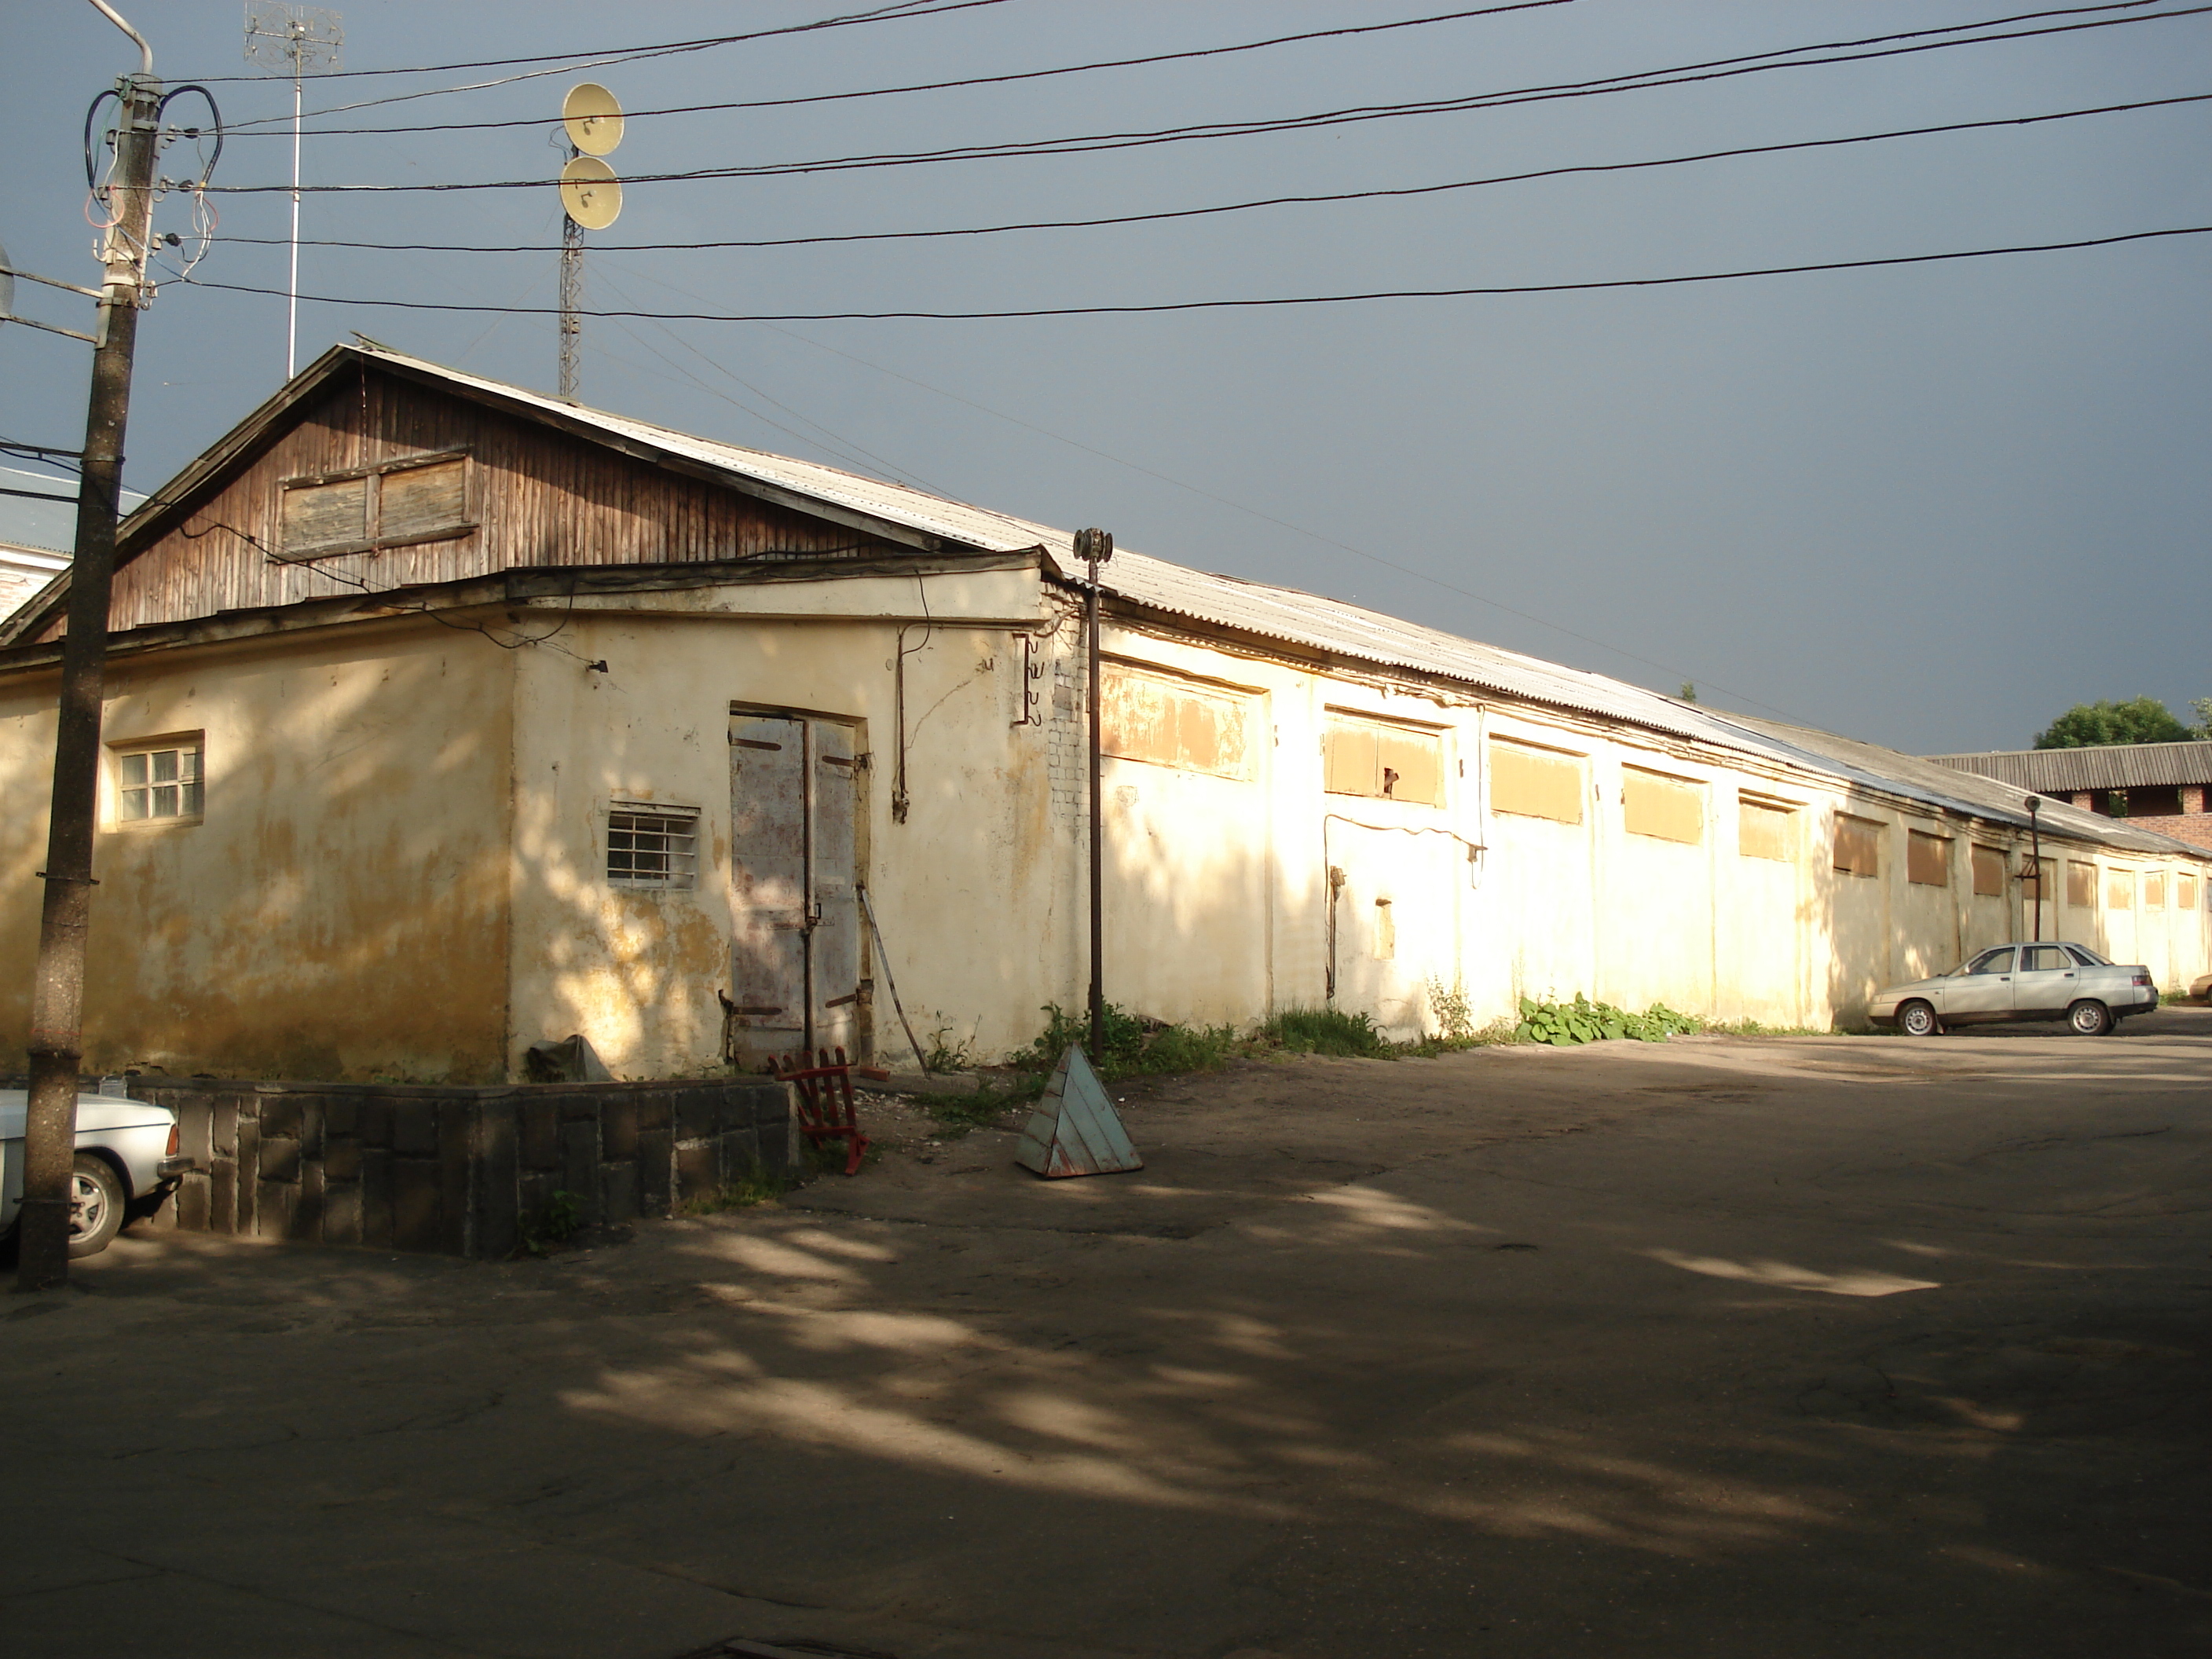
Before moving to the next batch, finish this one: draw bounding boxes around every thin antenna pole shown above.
[287,45,301,377]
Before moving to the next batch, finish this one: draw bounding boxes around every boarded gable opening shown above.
[1101,662,1254,780]
[1907,830,1950,888]
[1489,740,1582,824]
[2108,870,2134,910]
[1833,815,1882,878]
[2067,860,2097,910]
[1738,797,1795,861]
[278,450,472,561]
[1324,711,1443,804]
[1971,845,2006,898]
[1624,767,1703,844]
[280,475,368,556]
[2144,872,2166,910]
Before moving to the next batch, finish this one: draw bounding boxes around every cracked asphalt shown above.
[4,1012,2207,1658]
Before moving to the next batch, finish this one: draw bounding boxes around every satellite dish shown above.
[559,156,623,230]
[562,82,624,156]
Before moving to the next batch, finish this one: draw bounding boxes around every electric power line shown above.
[181,223,2212,322]
[218,2,1575,138]
[202,2,2208,195]
[209,92,2212,256]
[194,0,999,92]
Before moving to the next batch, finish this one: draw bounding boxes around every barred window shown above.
[607,804,699,888]
[114,738,204,824]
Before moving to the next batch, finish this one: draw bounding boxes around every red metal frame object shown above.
[771,1047,871,1176]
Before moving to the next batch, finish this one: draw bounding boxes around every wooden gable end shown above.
[35,365,888,643]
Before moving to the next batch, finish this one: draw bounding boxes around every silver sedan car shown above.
[0,1091,189,1258]
[1869,942,2159,1037]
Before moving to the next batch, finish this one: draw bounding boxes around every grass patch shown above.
[1012,1002,1240,1081]
[1255,1005,1393,1058]
[678,1162,793,1213]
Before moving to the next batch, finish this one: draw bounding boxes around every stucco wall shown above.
[0,624,515,1081]
[500,566,1075,1078]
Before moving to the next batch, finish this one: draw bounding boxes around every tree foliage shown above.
[2034,697,2199,749]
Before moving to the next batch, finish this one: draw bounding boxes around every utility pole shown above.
[17,3,163,1292]
[1075,527,1113,1062]
[555,83,624,401]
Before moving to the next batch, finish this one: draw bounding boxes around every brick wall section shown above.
[2122,814,2212,853]
[129,1076,791,1258]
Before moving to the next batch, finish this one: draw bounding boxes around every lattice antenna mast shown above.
[244,3,340,379]
[556,85,624,401]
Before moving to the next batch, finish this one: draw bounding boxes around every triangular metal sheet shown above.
[1014,1044,1143,1177]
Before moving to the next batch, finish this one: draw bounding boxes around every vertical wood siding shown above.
[46,368,877,641]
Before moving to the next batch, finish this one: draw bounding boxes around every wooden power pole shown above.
[17,9,163,1291]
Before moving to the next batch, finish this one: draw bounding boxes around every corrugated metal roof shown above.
[1926,743,2212,793]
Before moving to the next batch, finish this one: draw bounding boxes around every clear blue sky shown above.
[6,1,2208,751]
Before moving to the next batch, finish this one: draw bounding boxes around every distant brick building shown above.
[1926,742,2212,851]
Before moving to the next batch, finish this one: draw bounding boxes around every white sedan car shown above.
[0,1091,190,1258]
[1868,942,2159,1037]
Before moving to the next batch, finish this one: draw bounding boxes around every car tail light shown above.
[166,1121,180,1157]
[2132,972,2153,987]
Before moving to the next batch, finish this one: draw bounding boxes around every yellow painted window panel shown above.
[1375,727,1443,805]
[379,457,469,543]
[1833,815,1882,878]
[281,476,368,555]
[1324,713,1442,804]
[1907,831,1950,888]
[2181,873,2199,910]
[2144,872,2166,910]
[2108,870,2133,910]
[1623,767,1703,844]
[1321,720,1379,797]
[2067,861,2097,909]
[1738,799,1794,861]
[1489,741,1583,825]
[1971,845,2005,898]
[1101,665,1253,780]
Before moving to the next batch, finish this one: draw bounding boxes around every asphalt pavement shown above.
[4,1013,2207,1657]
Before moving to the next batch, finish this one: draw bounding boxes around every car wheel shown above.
[1898,1000,1939,1037]
[2067,999,2113,1038]
[68,1155,126,1258]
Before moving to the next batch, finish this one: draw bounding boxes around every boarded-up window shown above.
[1907,830,1950,888]
[1102,663,1254,780]
[2067,860,2097,910]
[1833,815,1882,878]
[1323,711,1442,804]
[2144,872,2166,910]
[1738,797,1795,861]
[280,475,368,555]
[1489,740,1582,825]
[1971,845,2006,898]
[1623,767,1703,844]
[379,456,469,544]
[2108,870,2133,910]
[279,450,471,559]
[2181,873,2200,910]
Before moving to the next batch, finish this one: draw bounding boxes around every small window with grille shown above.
[112,736,204,826]
[607,802,699,888]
